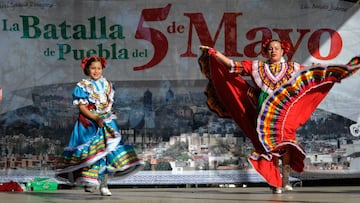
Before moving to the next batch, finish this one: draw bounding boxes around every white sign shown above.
[0,0,359,120]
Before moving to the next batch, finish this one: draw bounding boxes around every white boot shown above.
[282,165,293,192]
[271,187,282,194]
[84,182,98,193]
[100,187,112,196]
[284,184,293,191]
[100,174,112,196]
[84,185,96,193]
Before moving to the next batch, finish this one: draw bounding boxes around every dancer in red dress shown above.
[198,39,359,193]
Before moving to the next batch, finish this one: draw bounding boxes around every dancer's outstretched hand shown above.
[199,45,216,55]
[199,45,211,51]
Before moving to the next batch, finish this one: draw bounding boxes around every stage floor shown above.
[0,186,359,203]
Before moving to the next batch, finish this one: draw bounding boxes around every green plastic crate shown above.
[27,177,58,191]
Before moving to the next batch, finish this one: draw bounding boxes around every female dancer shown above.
[198,40,359,193]
[56,56,144,196]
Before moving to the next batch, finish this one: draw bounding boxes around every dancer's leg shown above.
[100,174,112,196]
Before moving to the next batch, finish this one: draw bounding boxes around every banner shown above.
[0,0,360,185]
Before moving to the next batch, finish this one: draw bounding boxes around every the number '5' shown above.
[134,4,171,71]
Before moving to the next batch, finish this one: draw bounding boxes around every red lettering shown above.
[181,12,243,57]
[308,29,342,60]
[134,4,171,71]
[182,12,342,62]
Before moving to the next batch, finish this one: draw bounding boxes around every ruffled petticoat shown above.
[55,123,144,186]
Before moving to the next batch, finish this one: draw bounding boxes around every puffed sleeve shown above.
[72,85,89,105]
[229,60,253,76]
[241,60,253,75]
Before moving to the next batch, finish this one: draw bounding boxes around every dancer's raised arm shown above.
[200,45,234,69]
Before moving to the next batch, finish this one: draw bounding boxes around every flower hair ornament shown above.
[261,39,291,56]
[80,56,107,69]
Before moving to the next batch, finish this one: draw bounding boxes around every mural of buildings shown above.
[0,80,359,179]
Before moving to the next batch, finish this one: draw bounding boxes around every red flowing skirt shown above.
[198,50,359,187]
